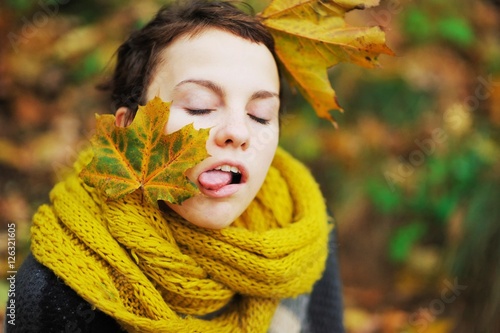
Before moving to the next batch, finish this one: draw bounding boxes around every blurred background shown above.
[1,0,499,332]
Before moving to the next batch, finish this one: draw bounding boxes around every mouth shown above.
[197,163,246,197]
[213,164,243,184]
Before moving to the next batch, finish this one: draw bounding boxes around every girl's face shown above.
[145,28,280,229]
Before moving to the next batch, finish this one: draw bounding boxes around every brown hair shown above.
[101,0,277,121]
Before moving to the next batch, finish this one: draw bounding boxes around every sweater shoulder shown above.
[4,253,123,333]
[307,228,345,333]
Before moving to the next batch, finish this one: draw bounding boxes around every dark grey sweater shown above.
[5,231,344,333]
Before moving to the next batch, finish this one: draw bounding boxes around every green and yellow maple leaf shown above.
[260,0,395,126]
[80,96,210,206]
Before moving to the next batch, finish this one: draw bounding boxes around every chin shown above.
[189,217,235,230]
[166,198,242,230]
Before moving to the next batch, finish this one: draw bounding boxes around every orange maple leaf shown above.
[80,97,210,206]
[260,0,395,126]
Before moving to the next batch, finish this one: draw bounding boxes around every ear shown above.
[115,107,132,127]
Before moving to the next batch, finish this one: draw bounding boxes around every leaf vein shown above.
[102,127,140,183]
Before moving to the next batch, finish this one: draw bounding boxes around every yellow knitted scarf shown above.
[30,147,331,333]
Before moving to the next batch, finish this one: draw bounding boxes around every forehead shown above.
[166,28,276,67]
[148,28,279,99]
[170,27,268,48]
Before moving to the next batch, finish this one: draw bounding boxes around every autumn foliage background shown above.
[1,1,500,332]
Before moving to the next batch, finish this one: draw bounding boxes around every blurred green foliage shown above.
[369,144,492,264]
[389,221,427,263]
[403,2,475,48]
[341,75,434,127]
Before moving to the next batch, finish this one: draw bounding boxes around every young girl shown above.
[8,1,344,332]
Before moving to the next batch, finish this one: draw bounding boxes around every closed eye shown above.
[185,109,215,115]
[248,114,270,125]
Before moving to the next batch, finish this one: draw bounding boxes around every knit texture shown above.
[30,147,330,333]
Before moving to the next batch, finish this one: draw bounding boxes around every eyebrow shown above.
[174,79,225,98]
[250,90,280,101]
[174,79,279,102]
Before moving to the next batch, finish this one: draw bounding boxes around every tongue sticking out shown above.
[198,170,232,191]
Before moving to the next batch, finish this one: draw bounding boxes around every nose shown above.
[213,111,250,150]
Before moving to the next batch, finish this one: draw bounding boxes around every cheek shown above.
[165,107,198,134]
[251,125,279,177]
[164,107,183,134]
[253,123,280,154]
[166,108,218,134]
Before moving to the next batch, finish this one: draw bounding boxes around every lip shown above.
[197,160,248,198]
